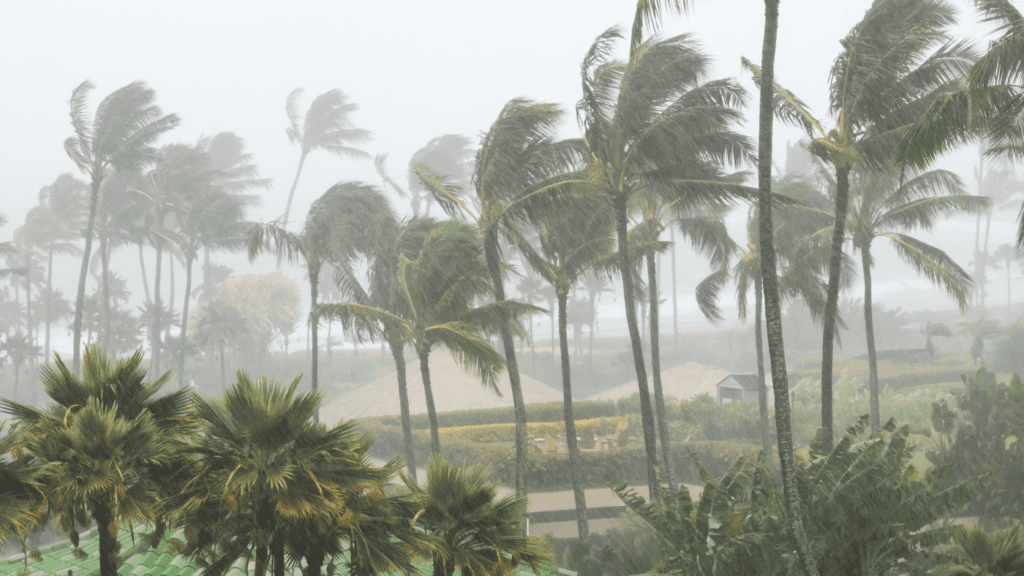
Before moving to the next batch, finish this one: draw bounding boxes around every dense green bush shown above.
[992,322,1024,378]
[550,515,660,576]
[370,401,619,429]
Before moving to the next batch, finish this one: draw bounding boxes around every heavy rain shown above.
[1,1,1023,575]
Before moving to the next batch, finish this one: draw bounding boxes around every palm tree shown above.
[995,242,1018,308]
[577,6,751,497]
[164,371,386,576]
[1,331,41,401]
[519,192,616,541]
[414,98,579,500]
[64,81,179,373]
[697,177,837,468]
[0,424,47,554]
[745,0,975,451]
[376,134,474,219]
[841,168,981,431]
[248,182,360,423]
[190,298,250,392]
[405,456,551,576]
[0,345,193,576]
[321,219,535,455]
[282,88,371,230]
[36,173,87,361]
[922,321,954,363]
[935,525,1024,576]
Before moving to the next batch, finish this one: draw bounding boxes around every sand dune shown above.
[322,349,564,422]
[586,362,731,402]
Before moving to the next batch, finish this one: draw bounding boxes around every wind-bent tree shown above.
[520,192,615,541]
[321,220,536,455]
[843,168,982,431]
[415,98,580,500]
[405,457,550,576]
[1,346,193,576]
[698,176,837,467]
[282,88,371,229]
[744,0,975,450]
[248,182,357,423]
[64,81,179,373]
[0,423,47,554]
[376,134,474,219]
[577,7,751,497]
[995,242,1018,308]
[36,174,86,360]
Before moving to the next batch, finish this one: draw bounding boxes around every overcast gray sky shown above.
[0,0,1015,346]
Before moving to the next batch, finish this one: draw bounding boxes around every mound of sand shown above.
[586,362,731,403]
[322,350,564,422]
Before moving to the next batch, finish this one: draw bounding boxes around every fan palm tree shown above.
[0,424,48,552]
[576,8,751,497]
[744,0,976,451]
[64,81,179,373]
[321,219,536,455]
[282,88,371,230]
[405,456,551,576]
[0,345,193,576]
[247,182,361,423]
[163,371,386,576]
[519,192,616,541]
[410,98,578,500]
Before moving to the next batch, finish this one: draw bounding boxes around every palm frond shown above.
[886,233,972,309]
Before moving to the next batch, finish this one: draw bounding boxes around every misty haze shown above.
[1,1,1024,576]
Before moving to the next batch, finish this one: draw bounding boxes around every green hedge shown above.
[877,368,969,392]
[364,422,757,491]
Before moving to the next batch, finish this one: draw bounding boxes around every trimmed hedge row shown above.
[364,422,758,491]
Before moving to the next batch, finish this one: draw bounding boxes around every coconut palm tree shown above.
[0,345,193,576]
[745,0,975,451]
[36,174,87,360]
[577,9,751,497]
[1,331,41,400]
[405,456,550,576]
[282,88,371,230]
[376,134,474,219]
[163,371,387,576]
[995,242,1019,309]
[64,81,179,373]
[190,298,250,392]
[519,192,616,541]
[836,168,981,432]
[247,182,361,423]
[321,219,536,455]
[413,98,580,500]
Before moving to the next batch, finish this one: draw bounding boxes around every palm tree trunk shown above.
[646,250,674,491]
[861,244,880,434]
[612,193,659,500]
[283,150,308,234]
[390,336,417,482]
[756,3,818,576]
[93,500,118,576]
[305,547,325,576]
[310,266,321,423]
[25,254,34,355]
[753,274,774,469]
[820,164,850,453]
[138,242,151,304]
[100,234,111,350]
[220,343,227,392]
[45,249,53,362]
[1007,253,1012,309]
[558,289,589,541]
[153,231,164,373]
[484,238,529,501]
[272,536,286,576]
[671,228,678,353]
[255,544,269,576]
[73,173,102,373]
[588,292,596,370]
[419,345,441,454]
[178,253,195,388]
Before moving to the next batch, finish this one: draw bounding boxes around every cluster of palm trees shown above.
[0,345,549,576]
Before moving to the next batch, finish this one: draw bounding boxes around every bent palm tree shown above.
[577,10,751,497]
[64,81,179,372]
[282,88,371,230]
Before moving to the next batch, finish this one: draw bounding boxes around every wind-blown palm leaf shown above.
[886,233,973,308]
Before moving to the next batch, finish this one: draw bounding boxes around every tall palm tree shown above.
[519,192,615,541]
[842,168,982,432]
[321,220,535,455]
[995,242,1018,308]
[414,98,580,500]
[282,88,371,230]
[577,7,751,497]
[744,0,975,450]
[697,177,837,468]
[190,298,250,392]
[64,81,179,373]
[405,456,551,576]
[247,182,359,423]
[376,134,474,219]
[164,371,386,576]
[0,346,193,576]
[37,173,87,361]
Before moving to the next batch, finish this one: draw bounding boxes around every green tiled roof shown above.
[2,526,574,576]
